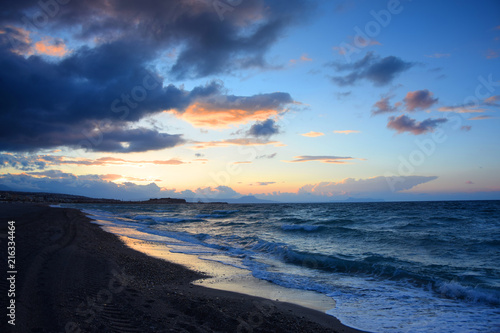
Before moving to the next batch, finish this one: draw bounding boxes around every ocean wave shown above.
[132,214,154,220]
[437,281,500,305]
[153,216,204,223]
[130,214,204,223]
[281,224,323,232]
[212,209,239,214]
[195,213,226,218]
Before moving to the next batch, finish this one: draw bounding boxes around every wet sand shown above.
[0,203,366,332]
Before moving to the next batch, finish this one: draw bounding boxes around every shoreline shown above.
[0,203,365,332]
[118,235,338,313]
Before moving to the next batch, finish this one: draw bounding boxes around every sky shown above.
[0,0,499,202]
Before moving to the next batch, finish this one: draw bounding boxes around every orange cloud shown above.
[171,92,294,128]
[290,53,313,64]
[101,174,162,182]
[101,174,122,181]
[301,131,324,137]
[73,156,186,166]
[469,115,493,120]
[334,130,360,134]
[34,38,69,57]
[191,138,285,149]
[2,27,70,57]
[285,155,354,164]
[438,106,484,113]
[23,155,188,167]
[177,102,280,128]
[2,26,32,55]
[300,54,312,61]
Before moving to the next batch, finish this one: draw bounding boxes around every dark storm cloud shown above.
[1,0,313,79]
[0,0,307,152]
[247,119,280,138]
[0,41,221,152]
[329,52,414,86]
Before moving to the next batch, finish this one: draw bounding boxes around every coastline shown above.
[0,203,365,332]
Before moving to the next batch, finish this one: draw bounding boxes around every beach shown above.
[0,203,363,333]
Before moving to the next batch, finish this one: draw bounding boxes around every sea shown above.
[62,200,500,333]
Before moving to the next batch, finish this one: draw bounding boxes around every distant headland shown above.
[0,190,227,204]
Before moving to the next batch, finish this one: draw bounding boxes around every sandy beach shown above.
[0,203,364,333]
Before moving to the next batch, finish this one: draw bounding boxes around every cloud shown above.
[0,154,188,170]
[403,90,439,112]
[2,0,313,79]
[256,153,277,159]
[2,171,495,202]
[34,38,70,57]
[486,49,499,59]
[424,53,451,58]
[286,155,354,164]
[332,37,381,55]
[0,170,245,201]
[301,131,324,137]
[101,174,162,182]
[438,105,485,113]
[371,95,400,115]
[297,176,438,197]
[333,1,355,13]
[329,52,413,86]
[0,153,48,171]
[176,92,293,128]
[0,0,303,152]
[485,95,500,106]
[465,181,474,185]
[387,115,447,135]
[333,130,360,134]
[0,171,166,200]
[0,38,216,152]
[0,26,70,57]
[247,119,280,138]
[290,53,312,64]
[194,186,241,199]
[191,138,285,149]
[469,115,493,120]
[336,91,352,99]
[439,95,499,114]
[461,126,472,132]
[255,182,276,186]
[233,161,252,164]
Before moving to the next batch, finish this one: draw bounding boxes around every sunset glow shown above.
[0,0,499,202]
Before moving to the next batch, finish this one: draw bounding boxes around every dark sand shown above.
[0,203,366,332]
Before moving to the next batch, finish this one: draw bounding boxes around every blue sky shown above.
[0,0,499,202]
